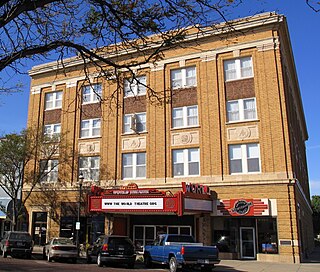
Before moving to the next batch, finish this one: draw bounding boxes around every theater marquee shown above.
[88,182,215,216]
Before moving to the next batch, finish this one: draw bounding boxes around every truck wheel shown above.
[169,256,178,272]
[144,254,153,268]
[201,267,213,272]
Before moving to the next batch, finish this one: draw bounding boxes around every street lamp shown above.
[76,172,84,254]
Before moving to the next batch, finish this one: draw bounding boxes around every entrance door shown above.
[240,227,256,259]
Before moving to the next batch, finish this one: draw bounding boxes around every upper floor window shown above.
[79,156,100,181]
[80,118,101,138]
[82,84,102,104]
[171,66,196,89]
[224,57,253,81]
[172,148,200,177]
[229,143,260,174]
[45,91,63,110]
[123,112,146,134]
[172,105,198,128]
[227,98,257,122]
[40,159,59,182]
[122,152,146,179]
[124,76,146,97]
[44,123,61,139]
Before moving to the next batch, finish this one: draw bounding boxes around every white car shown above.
[43,237,77,263]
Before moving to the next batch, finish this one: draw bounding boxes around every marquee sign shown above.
[89,182,214,216]
[216,199,269,216]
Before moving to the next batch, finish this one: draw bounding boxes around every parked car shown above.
[43,237,78,263]
[87,235,136,268]
[144,234,220,272]
[0,231,33,258]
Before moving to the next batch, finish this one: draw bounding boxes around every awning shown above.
[0,197,12,219]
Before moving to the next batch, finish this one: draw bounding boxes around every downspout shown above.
[164,67,167,184]
[215,55,224,180]
[71,85,79,186]
[288,179,296,263]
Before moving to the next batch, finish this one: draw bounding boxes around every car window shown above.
[54,238,73,245]
[10,233,32,240]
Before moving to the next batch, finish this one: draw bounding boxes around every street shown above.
[1,251,320,272]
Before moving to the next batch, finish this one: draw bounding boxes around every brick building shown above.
[24,12,313,263]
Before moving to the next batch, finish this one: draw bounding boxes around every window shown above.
[172,105,198,128]
[123,112,146,133]
[124,76,146,97]
[80,118,101,138]
[44,124,61,138]
[82,84,102,104]
[171,66,196,89]
[40,159,59,182]
[229,143,260,174]
[79,156,100,181]
[172,148,200,177]
[45,91,63,110]
[227,98,257,122]
[122,152,146,179]
[224,57,253,81]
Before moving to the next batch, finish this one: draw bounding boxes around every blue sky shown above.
[0,1,319,196]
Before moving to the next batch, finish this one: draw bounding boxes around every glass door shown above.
[240,227,256,259]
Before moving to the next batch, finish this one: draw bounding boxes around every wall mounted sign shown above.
[216,199,269,216]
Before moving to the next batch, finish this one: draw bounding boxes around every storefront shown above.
[212,198,278,260]
[88,182,215,250]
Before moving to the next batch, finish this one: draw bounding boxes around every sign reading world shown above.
[102,198,163,210]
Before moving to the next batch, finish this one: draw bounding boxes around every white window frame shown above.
[122,152,146,180]
[172,148,200,177]
[82,84,102,104]
[170,66,196,89]
[224,57,253,81]
[172,105,198,128]
[45,91,63,110]
[229,143,261,174]
[123,112,146,134]
[80,118,101,138]
[78,156,100,181]
[124,76,146,97]
[40,159,59,183]
[227,98,257,122]
[44,123,61,139]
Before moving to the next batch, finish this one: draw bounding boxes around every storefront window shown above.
[257,218,278,254]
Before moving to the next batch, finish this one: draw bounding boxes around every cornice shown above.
[29,12,284,76]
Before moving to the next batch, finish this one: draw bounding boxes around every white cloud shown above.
[310,180,320,196]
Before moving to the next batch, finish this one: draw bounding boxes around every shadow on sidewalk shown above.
[302,246,320,263]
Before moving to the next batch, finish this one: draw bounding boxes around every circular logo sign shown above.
[231,200,253,215]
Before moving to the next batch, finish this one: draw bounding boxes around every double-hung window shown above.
[124,76,146,97]
[123,112,146,133]
[80,118,101,138]
[79,156,100,181]
[82,84,102,104]
[227,98,257,122]
[40,159,59,182]
[229,143,260,174]
[44,124,61,139]
[45,91,63,110]
[172,105,198,128]
[171,66,196,89]
[172,148,200,177]
[224,57,253,81]
[122,152,146,179]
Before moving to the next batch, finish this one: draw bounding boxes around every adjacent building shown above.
[24,12,313,263]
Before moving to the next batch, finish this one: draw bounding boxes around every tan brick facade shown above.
[24,13,313,263]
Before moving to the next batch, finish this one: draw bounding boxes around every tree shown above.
[0,0,259,95]
[311,195,320,237]
[0,129,70,230]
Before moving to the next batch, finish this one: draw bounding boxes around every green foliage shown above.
[312,195,320,214]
